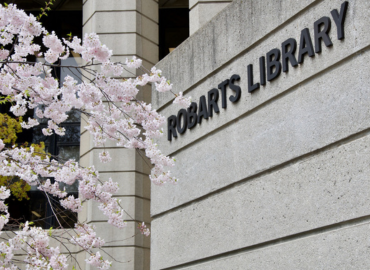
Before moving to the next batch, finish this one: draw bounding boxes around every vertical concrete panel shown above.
[81,0,158,269]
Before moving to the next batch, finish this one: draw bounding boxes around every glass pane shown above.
[58,145,80,193]
[58,125,80,143]
[65,109,81,123]
[5,191,47,229]
[32,125,49,144]
[61,57,82,123]
[60,180,79,194]
[57,145,80,161]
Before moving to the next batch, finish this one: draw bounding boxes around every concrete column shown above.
[190,0,232,35]
[79,0,158,269]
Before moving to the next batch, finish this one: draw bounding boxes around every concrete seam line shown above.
[99,245,150,250]
[160,216,370,270]
[95,32,159,46]
[83,10,158,27]
[111,195,151,201]
[80,145,149,159]
[98,170,150,177]
[85,220,151,225]
[190,1,232,11]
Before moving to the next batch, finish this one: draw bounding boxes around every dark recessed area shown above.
[159,7,189,60]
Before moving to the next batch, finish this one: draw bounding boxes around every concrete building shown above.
[7,0,370,269]
[151,0,370,269]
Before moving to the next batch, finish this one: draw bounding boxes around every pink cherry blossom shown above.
[125,56,142,69]
[173,92,191,108]
[0,3,191,269]
[138,222,150,236]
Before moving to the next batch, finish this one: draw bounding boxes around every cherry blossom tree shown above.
[0,106,48,202]
[0,3,190,270]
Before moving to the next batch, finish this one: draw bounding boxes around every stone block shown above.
[140,13,159,45]
[83,0,158,25]
[97,33,158,64]
[80,148,152,174]
[83,0,136,25]
[140,0,159,22]
[138,35,159,65]
[97,172,151,198]
[99,33,138,55]
[83,12,158,44]
[83,11,136,33]
[89,221,150,248]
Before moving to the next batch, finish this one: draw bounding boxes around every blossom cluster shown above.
[138,222,150,237]
[0,187,69,270]
[4,222,69,270]
[0,3,191,270]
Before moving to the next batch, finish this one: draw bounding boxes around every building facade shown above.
[6,0,370,269]
[151,0,370,269]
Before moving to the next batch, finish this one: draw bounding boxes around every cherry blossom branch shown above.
[0,3,192,270]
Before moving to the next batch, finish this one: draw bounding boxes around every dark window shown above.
[159,0,189,60]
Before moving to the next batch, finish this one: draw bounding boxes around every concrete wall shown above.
[151,0,370,269]
[80,0,158,269]
[189,0,232,35]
